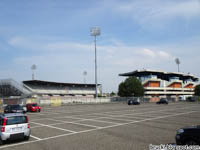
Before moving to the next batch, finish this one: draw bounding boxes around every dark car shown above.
[4,104,26,114]
[156,98,168,104]
[128,98,140,105]
[186,97,196,102]
[176,126,200,145]
[26,103,41,112]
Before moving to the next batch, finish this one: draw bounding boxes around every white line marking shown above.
[46,118,101,128]
[77,119,119,125]
[30,121,77,133]
[30,135,42,140]
[97,117,133,122]
[29,103,195,122]
[0,110,197,149]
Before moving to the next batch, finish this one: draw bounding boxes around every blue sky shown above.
[0,0,200,92]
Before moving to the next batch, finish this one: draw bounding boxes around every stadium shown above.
[119,69,199,101]
[0,79,102,105]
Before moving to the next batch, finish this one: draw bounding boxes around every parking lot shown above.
[0,102,200,150]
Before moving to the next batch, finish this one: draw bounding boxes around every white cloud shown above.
[157,51,171,59]
[111,0,200,27]
[8,36,27,46]
[140,49,156,57]
[8,36,92,52]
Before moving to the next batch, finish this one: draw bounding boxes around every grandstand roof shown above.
[23,80,101,87]
[119,69,199,81]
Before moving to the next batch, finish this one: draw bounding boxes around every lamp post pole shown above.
[90,27,100,98]
[94,35,97,98]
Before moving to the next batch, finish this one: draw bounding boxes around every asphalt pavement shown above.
[0,102,200,150]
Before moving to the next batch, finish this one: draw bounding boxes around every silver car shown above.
[0,113,30,144]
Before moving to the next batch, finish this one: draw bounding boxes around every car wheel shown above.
[0,139,4,145]
[185,139,197,145]
[24,136,30,141]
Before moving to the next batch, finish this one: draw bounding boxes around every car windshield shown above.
[10,105,23,109]
[6,116,27,125]
[32,104,38,107]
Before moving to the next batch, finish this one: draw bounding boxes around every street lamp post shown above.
[90,27,100,98]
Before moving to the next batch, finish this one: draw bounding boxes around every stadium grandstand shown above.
[23,80,101,97]
[0,79,101,104]
[119,69,199,101]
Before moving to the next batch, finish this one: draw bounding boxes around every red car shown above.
[26,103,41,112]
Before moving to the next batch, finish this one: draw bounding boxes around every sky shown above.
[0,0,200,93]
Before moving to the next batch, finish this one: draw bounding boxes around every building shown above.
[119,69,199,101]
[23,80,101,98]
[0,79,101,104]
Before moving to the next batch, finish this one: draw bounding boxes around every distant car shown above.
[186,97,196,102]
[156,98,168,104]
[4,105,26,114]
[128,98,140,105]
[26,103,41,112]
[22,105,27,113]
[176,126,200,145]
[0,113,30,145]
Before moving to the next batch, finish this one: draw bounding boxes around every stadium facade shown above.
[0,79,101,104]
[119,69,199,101]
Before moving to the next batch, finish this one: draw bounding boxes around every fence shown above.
[111,97,151,103]
[24,97,112,106]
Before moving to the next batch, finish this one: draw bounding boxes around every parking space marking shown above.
[30,121,77,133]
[30,135,42,140]
[97,116,133,122]
[29,104,199,127]
[70,103,191,118]
[47,118,101,128]
[103,105,198,118]
[0,110,197,149]
[31,116,132,129]
[81,119,120,125]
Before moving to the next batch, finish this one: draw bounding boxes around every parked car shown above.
[0,113,30,144]
[4,105,26,114]
[128,98,140,105]
[176,126,200,145]
[26,103,41,112]
[21,105,27,113]
[156,98,168,104]
[186,97,196,102]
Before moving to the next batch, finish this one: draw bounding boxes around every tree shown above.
[118,76,144,97]
[110,91,116,97]
[194,84,200,96]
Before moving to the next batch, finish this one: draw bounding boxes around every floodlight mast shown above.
[31,64,36,80]
[90,27,100,98]
[83,71,87,84]
[175,58,180,72]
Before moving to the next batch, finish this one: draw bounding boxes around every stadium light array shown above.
[90,27,101,98]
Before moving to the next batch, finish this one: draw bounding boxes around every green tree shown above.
[118,76,144,97]
[110,91,116,97]
[194,84,200,96]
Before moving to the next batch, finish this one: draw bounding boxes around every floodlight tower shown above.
[83,71,87,84]
[175,58,180,72]
[90,27,101,98]
[31,64,37,80]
